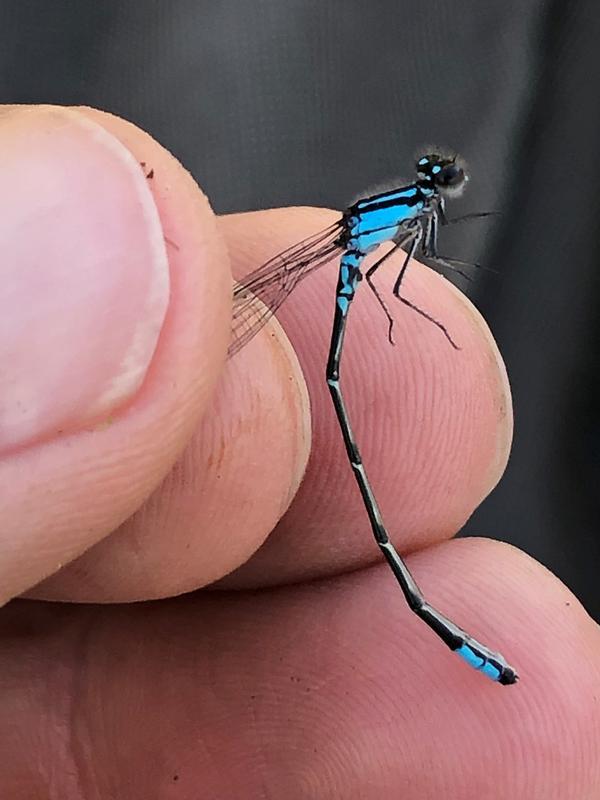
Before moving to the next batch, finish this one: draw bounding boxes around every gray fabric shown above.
[2,0,598,618]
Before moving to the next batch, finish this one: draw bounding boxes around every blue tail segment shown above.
[456,643,518,685]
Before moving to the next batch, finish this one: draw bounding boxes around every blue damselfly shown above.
[228,151,518,685]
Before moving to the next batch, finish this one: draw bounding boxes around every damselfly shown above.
[228,151,518,685]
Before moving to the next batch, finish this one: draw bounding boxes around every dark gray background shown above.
[2,0,598,619]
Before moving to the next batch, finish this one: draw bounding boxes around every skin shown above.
[1,106,599,799]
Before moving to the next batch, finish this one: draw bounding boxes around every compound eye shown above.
[438,163,464,187]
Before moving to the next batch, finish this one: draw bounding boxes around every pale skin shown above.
[1,106,599,799]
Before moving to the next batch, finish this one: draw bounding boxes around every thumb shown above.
[0,105,230,604]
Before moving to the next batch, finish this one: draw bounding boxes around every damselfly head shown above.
[416,152,467,197]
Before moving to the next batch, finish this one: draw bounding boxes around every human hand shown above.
[1,106,599,799]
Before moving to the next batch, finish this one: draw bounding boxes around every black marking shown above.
[352,185,426,214]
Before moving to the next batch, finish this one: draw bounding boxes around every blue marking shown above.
[349,201,423,252]
[342,252,361,268]
[337,295,349,314]
[457,644,501,682]
[417,157,428,166]
[375,186,417,202]
[339,264,360,295]
[352,226,399,252]
[357,186,419,211]
[481,661,501,681]
[457,644,485,670]
[356,202,422,232]
[432,164,442,174]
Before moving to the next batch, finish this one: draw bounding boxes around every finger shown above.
[33,205,510,601]
[0,104,234,604]
[2,543,598,798]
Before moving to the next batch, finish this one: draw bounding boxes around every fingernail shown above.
[0,108,170,455]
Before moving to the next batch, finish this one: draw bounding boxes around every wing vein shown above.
[228,220,343,357]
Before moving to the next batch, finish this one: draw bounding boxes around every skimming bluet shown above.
[228,151,518,686]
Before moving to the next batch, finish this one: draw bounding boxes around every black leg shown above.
[443,210,501,226]
[392,229,421,297]
[422,211,496,280]
[422,210,438,256]
[364,236,412,345]
[385,227,459,349]
[428,253,497,279]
